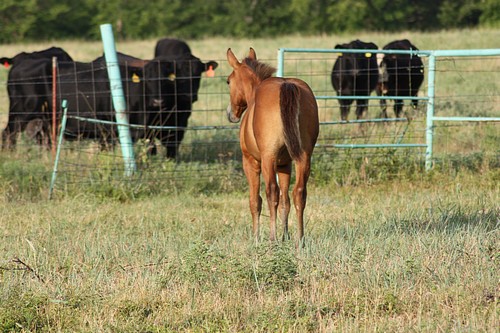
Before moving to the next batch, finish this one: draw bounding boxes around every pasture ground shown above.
[0,29,499,332]
[0,168,498,332]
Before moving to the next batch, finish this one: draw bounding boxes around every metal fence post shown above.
[100,23,136,176]
[48,100,68,200]
[277,48,285,78]
[425,53,436,171]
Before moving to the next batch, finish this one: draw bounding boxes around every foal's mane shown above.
[243,57,276,81]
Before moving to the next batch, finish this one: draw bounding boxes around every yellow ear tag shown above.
[132,73,140,83]
[365,52,372,57]
[336,52,343,57]
[168,73,176,81]
[206,65,215,78]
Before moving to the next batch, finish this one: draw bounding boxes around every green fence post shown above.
[100,23,136,176]
[425,53,436,171]
[277,48,285,77]
[48,100,68,200]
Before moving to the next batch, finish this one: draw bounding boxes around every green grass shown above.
[0,171,498,332]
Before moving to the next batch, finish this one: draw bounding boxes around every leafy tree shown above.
[83,0,172,39]
[0,0,37,42]
[31,0,96,40]
[439,0,483,28]
[161,0,229,38]
[364,0,441,31]
[325,0,368,33]
[0,0,499,43]
[479,0,500,28]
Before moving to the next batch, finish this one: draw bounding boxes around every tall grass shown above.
[0,171,498,332]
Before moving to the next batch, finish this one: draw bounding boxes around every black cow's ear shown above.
[206,61,218,70]
[334,44,342,49]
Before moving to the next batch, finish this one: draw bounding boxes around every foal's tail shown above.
[280,82,302,161]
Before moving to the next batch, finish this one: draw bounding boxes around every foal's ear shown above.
[227,48,240,69]
[248,47,257,60]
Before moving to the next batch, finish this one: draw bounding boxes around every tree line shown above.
[1,0,499,43]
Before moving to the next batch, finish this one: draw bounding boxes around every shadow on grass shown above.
[380,205,499,235]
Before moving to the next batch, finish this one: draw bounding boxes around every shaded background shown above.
[1,0,500,43]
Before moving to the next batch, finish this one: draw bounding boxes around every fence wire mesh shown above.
[0,52,498,197]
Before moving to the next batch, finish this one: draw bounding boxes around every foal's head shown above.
[226,48,276,123]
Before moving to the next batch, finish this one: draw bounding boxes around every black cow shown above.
[56,60,117,145]
[94,51,205,158]
[154,38,192,58]
[0,46,73,68]
[3,51,182,157]
[154,38,218,104]
[57,55,178,155]
[1,47,73,149]
[376,39,425,118]
[154,38,219,157]
[62,52,213,159]
[331,40,379,121]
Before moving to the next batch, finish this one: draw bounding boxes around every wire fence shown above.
[0,50,499,197]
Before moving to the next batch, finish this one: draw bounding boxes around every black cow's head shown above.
[163,54,218,106]
[141,58,177,112]
[332,41,379,96]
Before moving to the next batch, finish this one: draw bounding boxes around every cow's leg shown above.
[277,163,292,241]
[355,99,368,119]
[164,136,178,159]
[165,127,187,160]
[1,121,20,150]
[25,118,44,145]
[242,154,262,243]
[164,110,190,160]
[339,99,352,121]
[411,91,419,109]
[164,130,180,159]
[41,126,50,149]
[394,99,404,118]
[143,127,159,155]
[159,129,175,158]
[380,99,388,118]
[376,84,388,118]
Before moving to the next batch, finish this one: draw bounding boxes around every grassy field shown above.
[0,29,499,332]
[0,170,498,332]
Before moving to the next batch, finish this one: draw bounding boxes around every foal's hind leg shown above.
[277,164,292,241]
[292,154,312,245]
[261,156,279,242]
[242,154,262,242]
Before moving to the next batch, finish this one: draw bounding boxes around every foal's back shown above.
[253,77,319,159]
